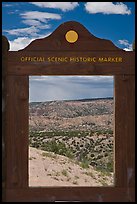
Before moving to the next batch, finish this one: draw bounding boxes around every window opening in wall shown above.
[29,76,114,187]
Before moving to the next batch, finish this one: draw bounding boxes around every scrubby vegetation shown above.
[29,129,114,173]
[29,99,114,186]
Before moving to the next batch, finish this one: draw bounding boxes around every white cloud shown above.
[4,26,40,37]
[38,25,51,29]
[29,2,79,11]
[22,19,42,26]
[7,9,19,15]
[85,2,131,15]
[2,2,20,7]
[18,11,60,35]
[9,33,51,51]
[119,39,130,46]
[20,11,61,23]
[29,76,114,102]
[2,3,13,7]
[30,76,113,83]
[118,39,132,51]
[9,37,35,51]
[123,48,132,51]
[4,11,57,39]
[4,24,51,37]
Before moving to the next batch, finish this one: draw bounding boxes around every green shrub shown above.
[80,158,90,169]
[41,140,74,159]
[62,169,68,177]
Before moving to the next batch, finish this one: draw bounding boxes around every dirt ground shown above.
[29,147,114,187]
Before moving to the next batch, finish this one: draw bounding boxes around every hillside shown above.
[29,98,113,132]
[29,98,114,186]
[29,147,114,186]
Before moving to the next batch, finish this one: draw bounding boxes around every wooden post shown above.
[2,36,9,201]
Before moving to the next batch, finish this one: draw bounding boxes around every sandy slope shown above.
[29,147,114,187]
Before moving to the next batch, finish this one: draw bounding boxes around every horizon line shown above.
[29,96,113,103]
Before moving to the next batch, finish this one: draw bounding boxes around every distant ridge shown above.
[29,97,113,104]
[29,96,113,132]
[64,97,113,102]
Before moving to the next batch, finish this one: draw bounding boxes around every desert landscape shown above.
[29,98,114,186]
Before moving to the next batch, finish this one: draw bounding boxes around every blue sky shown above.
[2,2,135,102]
